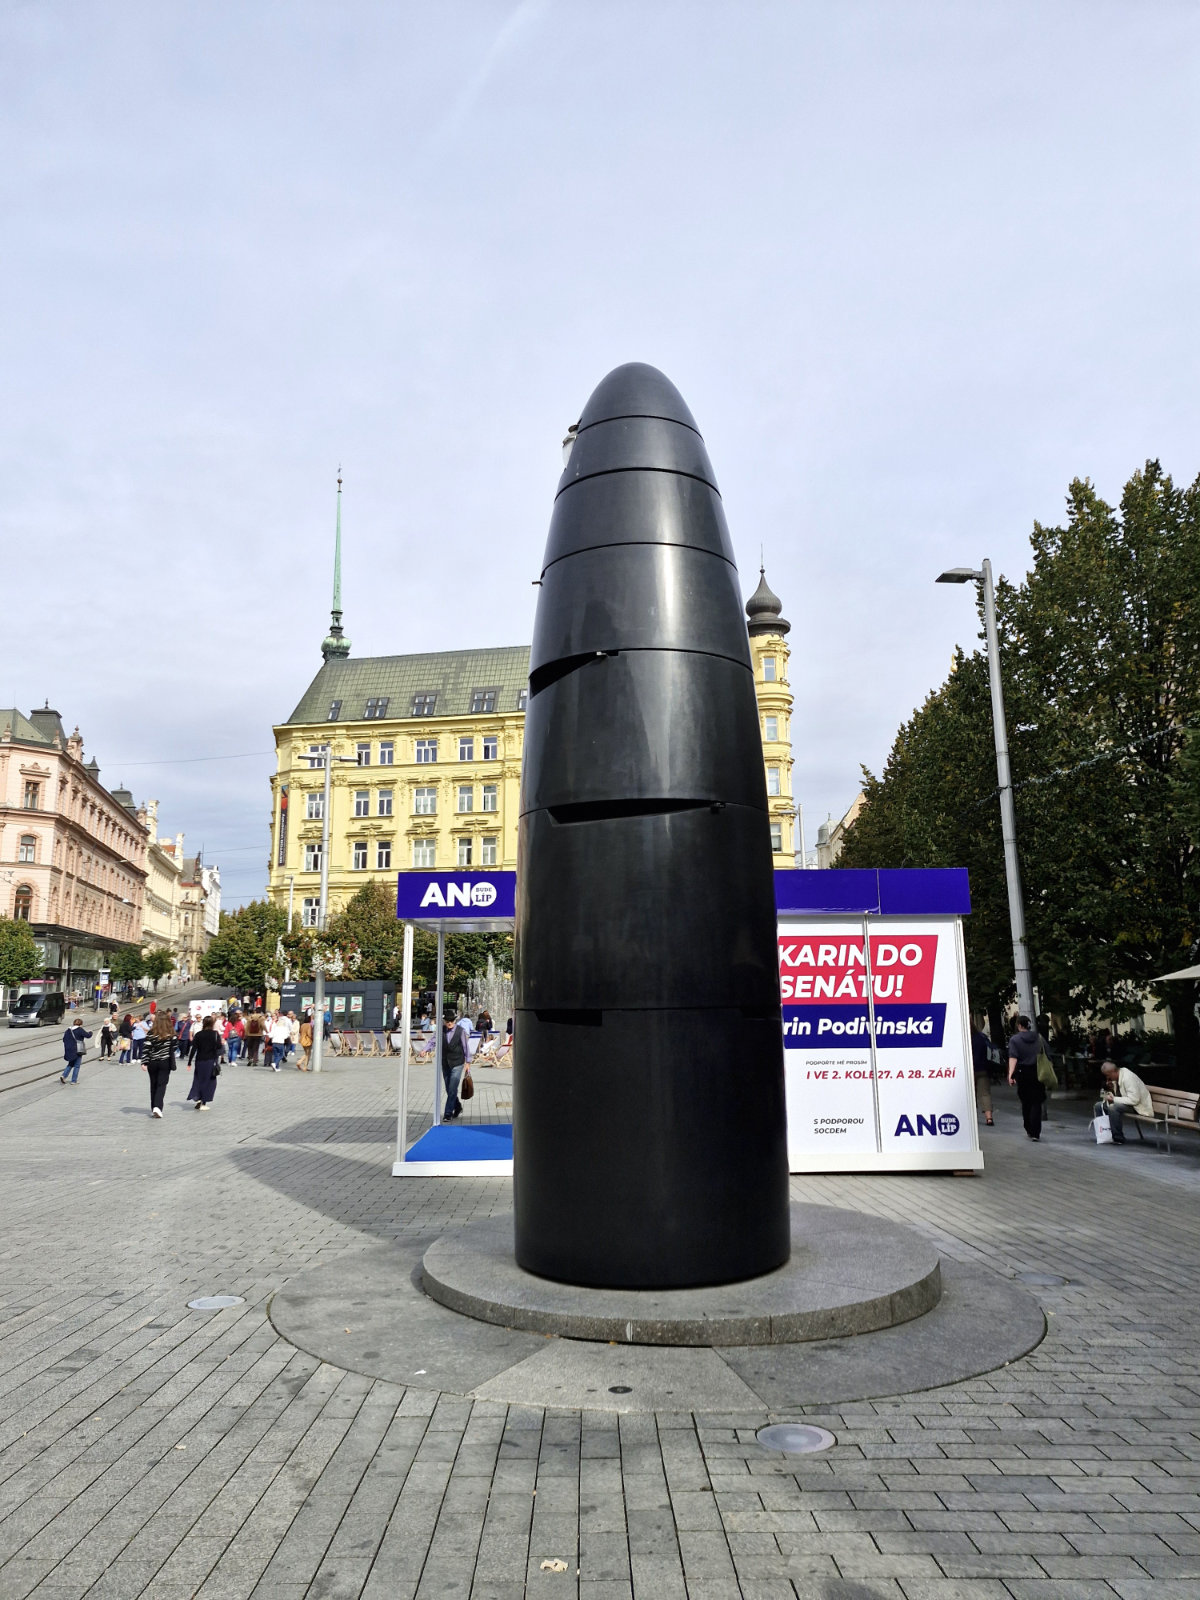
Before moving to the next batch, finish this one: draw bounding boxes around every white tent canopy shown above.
[1151,963,1200,983]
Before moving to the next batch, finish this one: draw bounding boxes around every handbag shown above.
[1092,1112,1112,1145]
[1036,1047,1057,1090]
[460,1067,475,1101]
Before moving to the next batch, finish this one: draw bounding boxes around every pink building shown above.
[0,705,147,995]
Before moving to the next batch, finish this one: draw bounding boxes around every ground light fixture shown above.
[935,558,1035,1022]
[756,1423,836,1455]
[187,1295,245,1311]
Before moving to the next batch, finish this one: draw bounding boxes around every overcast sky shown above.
[3,1,1197,905]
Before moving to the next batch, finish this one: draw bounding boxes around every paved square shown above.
[2,1043,1198,1598]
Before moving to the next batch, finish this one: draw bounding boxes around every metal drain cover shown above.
[188,1295,245,1311]
[1015,1273,1066,1287]
[756,1423,836,1455]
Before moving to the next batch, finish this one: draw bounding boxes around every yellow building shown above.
[745,567,796,864]
[267,494,797,915]
[269,646,529,924]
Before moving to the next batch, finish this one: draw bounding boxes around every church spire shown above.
[322,469,351,662]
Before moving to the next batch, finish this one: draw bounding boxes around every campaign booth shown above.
[391,866,980,1179]
[775,868,981,1173]
[392,871,516,1177]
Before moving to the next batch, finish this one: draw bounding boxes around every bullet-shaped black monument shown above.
[514,363,791,1289]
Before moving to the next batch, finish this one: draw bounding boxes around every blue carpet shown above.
[404,1123,513,1162]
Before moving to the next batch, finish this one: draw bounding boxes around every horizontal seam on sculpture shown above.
[575,412,702,438]
[528,644,754,691]
[539,541,737,576]
[555,466,722,498]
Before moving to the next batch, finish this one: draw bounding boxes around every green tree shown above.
[142,947,175,989]
[0,916,43,991]
[200,900,287,992]
[109,945,147,985]
[839,461,1200,1076]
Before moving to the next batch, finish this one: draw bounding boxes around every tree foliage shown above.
[0,916,43,990]
[200,900,287,992]
[839,461,1200,1074]
[142,947,175,988]
[109,945,147,985]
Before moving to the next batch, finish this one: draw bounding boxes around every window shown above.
[411,692,437,716]
[480,836,498,866]
[301,897,320,928]
[305,792,324,820]
[365,697,389,718]
[376,840,392,870]
[414,786,437,815]
[23,782,39,809]
[457,785,473,812]
[14,885,32,920]
[762,656,777,682]
[304,843,323,872]
[379,741,394,765]
[377,789,393,816]
[767,767,781,796]
[517,688,528,711]
[459,736,474,761]
[469,687,498,714]
[328,699,343,720]
[18,835,35,863]
[456,837,473,866]
[356,742,371,765]
[307,744,328,768]
[769,822,783,853]
[413,838,436,868]
[482,735,498,760]
[481,784,498,813]
[415,739,438,764]
[763,715,778,741]
[354,790,370,817]
[352,840,368,870]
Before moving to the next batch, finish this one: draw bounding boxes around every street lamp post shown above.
[937,560,1035,1022]
[309,747,357,1074]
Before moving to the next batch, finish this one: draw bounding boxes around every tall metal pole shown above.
[980,559,1035,1022]
[795,800,807,869]
[311,744,333,1074]
[432,929,445,1126]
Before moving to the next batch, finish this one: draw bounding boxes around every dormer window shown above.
[411,693,437,716]
[470,687,498,714]
[328,699,342,719]
[365,697,389,718]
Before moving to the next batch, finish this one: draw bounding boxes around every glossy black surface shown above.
[514,1008,789,1288]
[515,361,790,1289]
[530,543,751,670]
[544,471,736,568]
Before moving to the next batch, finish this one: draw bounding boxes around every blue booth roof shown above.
[774,868,970,917]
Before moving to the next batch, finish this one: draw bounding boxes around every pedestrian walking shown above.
[297,1013,313,1069]
[971,1024,994,1126]
[130,1016,147,1062]
[1007,1014,1046,1141]
[245,1010,264,1067]
[141,1011,177,1118]
[59,1020,93,1084]
[117,1013,134,1063]
[186,1016,224,1110]
[99,1020,115,1059]
[441,1013,468,1120]
[268,1012,292,1071]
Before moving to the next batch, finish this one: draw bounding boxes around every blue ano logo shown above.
[894,1112,961,1138]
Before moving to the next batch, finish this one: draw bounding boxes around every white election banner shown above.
[778,914,981,1172]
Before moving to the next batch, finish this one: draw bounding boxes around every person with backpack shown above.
[59,1020,93,1084]
[141,1011,178,1118]
[245,1010,264,1067]
[1007,1014,1047,1141]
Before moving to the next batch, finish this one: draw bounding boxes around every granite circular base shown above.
[420,1203,941,1346]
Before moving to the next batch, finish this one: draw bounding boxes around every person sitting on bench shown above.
[1095,1061,1153,1145]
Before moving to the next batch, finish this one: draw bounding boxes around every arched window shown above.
[14,885,33,921]
[18,835,36,863]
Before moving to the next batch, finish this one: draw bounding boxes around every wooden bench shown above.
[1126,1086,1200,1154]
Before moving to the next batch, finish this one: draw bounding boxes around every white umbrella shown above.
[1151,963,1200,982]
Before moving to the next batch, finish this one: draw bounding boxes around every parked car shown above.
[7,992,67,1028]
